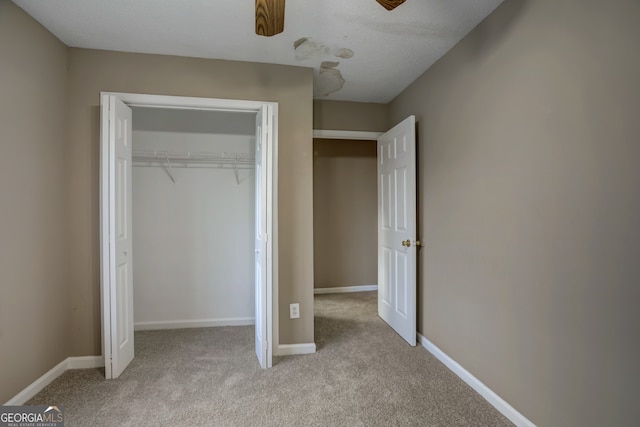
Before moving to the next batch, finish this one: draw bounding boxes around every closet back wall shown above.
[131,108,256,329]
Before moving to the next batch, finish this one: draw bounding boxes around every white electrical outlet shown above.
[290,303,300,319]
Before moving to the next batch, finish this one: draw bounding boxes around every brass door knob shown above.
[401,239,411,247]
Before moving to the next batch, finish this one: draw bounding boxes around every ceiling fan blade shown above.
[256,0,285,37]
[376,0,406,11]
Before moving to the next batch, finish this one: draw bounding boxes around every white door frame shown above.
[100,92,278,376]
[312,128,418,342]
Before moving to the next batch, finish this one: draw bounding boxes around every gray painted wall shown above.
[389,0,640,425]
[0,0,70,403]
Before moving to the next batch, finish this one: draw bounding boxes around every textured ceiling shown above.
[13,0,503,103]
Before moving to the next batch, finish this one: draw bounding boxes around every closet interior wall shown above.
[131,107,256,329]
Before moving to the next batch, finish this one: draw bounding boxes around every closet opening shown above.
[131,107,256,330]
[100,93,276,378]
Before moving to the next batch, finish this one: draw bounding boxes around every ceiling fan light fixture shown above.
[256,0,286,37]
[375,0,406,11]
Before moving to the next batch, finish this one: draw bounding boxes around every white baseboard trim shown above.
[4,360,67,406]
[4,356,105,406]
[134,317,255,331]
[275,343,317,356]
[417,334,536,427]
[67,355,105,370]
[314,285,378,294]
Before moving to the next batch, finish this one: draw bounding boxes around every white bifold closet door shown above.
[106,96,135,378]
[255,106,270,368]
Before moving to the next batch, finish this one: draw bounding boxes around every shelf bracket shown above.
[164,155,176,183]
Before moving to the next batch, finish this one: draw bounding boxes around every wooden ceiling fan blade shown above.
[376,0,406,11]
[256,0,285,37]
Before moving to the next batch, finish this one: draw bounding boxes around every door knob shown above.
[401,239,411,247]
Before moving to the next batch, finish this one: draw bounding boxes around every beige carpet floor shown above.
[28,292,512,426]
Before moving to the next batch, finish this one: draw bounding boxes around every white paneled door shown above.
[106,96,135,377]
[255,106,271,368]
[378,116,417,346]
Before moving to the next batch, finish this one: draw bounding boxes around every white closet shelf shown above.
[132,150,254,184]
[132,150,255,166]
